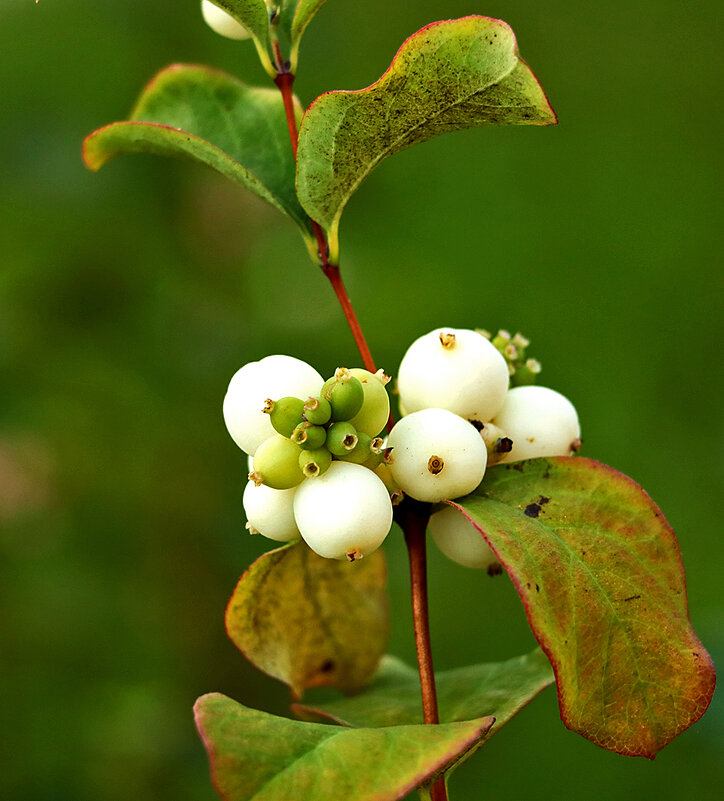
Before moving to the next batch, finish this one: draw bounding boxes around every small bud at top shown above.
[526,358,542,374]
[439,331,457,349]
[512,332,530,349]
[262,398,274,414]
[504,344,519,360]
[245,522,261,535]
[374,369,392,386]
[570,437,583,453]
[334,367,352,382]
[476,328,492,339]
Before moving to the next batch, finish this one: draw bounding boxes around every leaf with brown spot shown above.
[195,693,494,801]
[226,541,389,698]
[451,456,716,758]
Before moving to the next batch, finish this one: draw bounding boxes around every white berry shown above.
[201,1,252,40]
[243,481,300,543]
[223,355,323,455]
[492,385,581,463]
[293,462,393,561]
[387,408,487,503]
[429,505,499,570]
[397,327,509,423]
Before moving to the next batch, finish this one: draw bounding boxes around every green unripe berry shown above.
[299,447,332,478]
[361,438,387,469]
[251,435,304,489]
[347,368,391,436]
[265,396,305,438]
[326,422,359,456]
[337,434,386,466]
[303,396,332,426]
[291,422,327,450]
[511,359,541,387]
[322,368,365,421]
[337,432,373,464]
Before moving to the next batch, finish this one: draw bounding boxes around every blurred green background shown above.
[1,1,721,799]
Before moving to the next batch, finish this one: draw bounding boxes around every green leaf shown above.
[451,457,716,758]
[206,1,275,75]
[296,16,556,262]
[195,694,493,801]
[83,64,314,245]
[279,1,328,71]
[293,648,554,730]
[226,541,389,698]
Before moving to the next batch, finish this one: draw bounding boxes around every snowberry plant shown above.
[84,3,715,800]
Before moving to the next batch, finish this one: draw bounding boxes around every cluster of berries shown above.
[394,327,581,570]
[223,328,581,569]
[223,356,394,562]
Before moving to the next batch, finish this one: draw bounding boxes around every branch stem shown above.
[273,53,444,801]
[274,69,376,373]
[403,501,448,801]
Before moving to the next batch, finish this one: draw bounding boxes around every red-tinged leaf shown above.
[194,693,494,801]
[296,16,556,262]
[225,541,388,698]
[451,456,716,758]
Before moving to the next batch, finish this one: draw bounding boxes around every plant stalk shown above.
[274,70,377,374]
[273,54,446,801]
[402,502,449,801]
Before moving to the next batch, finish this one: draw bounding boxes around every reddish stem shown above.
[274,72,299,159]
[321,264,377,374]
[403,502,448,801]
[274,70,376,373]
[274,56,444,800]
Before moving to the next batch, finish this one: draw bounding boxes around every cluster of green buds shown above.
[477,328,542,387]
[251,367,391,488]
